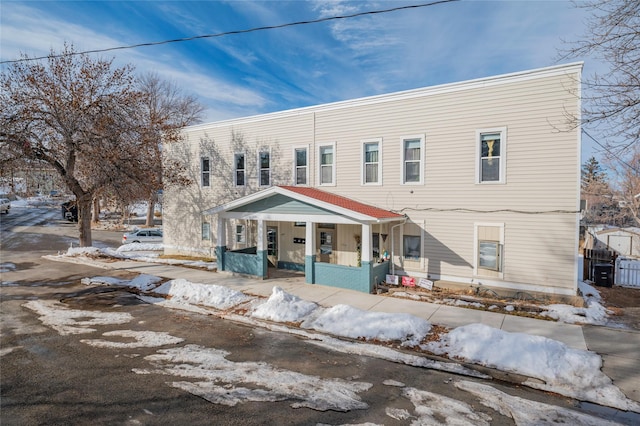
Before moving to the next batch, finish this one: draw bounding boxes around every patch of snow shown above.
[0,262,16,273]
[81,330,184,348]
[23,300,133,335]
[133,344,372,411]
[153,279,251,310]
[301,304,431,346]
[82,274,162,292]
[398,386,492,425]
[250,286,318,322]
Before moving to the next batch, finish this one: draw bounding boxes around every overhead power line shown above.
[1,0,458,64]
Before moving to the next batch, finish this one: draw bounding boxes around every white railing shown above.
[615,257,640,288]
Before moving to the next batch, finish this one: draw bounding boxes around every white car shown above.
[121,228,163,245]
[0,198,10,214]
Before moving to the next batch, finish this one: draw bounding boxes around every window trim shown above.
[400,134,425,185]
[234,152,246,187]
[235,224,246,244]
[318,142,336,186]
[200,156,210,187]
[475,127,507,184]
[258,148,271,187]
[201,222,211,241]
[361,138,383,186]
[292,145,309,186]
[473,222,505,278]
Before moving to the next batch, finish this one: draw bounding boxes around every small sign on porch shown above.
[417,278,434,290]
[401,276,416,287]
[386,274,399,285]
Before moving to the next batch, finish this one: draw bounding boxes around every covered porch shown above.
[204,186,405,293]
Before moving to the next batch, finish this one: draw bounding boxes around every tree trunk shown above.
[92,197,100,224]
[146,196,156,227]
[77,194,93,247]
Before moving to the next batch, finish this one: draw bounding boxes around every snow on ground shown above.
[250,286,317,322]
[301,304,432,347]
[23,300,133,335]
[153,279,251,310]
[81,274,162,292]
[423,323,639,412]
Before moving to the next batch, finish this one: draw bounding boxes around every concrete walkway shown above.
[80,258,640,404]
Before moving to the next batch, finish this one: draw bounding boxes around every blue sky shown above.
[1,0,604,161]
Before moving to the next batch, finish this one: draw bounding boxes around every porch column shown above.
[257,219,268,278]
[305,221,315,284]
[361,223,374,292]
[216,215,227,271]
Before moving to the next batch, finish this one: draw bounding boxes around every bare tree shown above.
[604,145,640,226]
[0,44,145,246]
[137,73,204,226]
[561,0,640,156]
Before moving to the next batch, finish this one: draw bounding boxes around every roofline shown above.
[203,186,405,223]
[185,62,584,132]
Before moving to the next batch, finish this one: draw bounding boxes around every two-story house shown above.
[163,62,583,298]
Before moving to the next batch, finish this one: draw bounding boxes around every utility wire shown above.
[582,129,638,173]
[1,0,459,64]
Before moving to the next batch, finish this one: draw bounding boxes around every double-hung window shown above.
[362,138,382,185]
[259,150,270,186]
[319,143,335,185]
[402,135,424,184]
[201,157,210,187]
[294,147,308,185]
[477,128,506,184]
[201,222,211,241]
[235,224,246,244]
[234,153,245,187]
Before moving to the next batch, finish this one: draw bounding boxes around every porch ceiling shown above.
[203,186,405,224]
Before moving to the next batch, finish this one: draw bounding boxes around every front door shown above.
[317,228,335,263]
[267,226,278,267]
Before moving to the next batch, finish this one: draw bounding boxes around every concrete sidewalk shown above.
[78,258,640,404]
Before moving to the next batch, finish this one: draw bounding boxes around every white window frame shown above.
[201,222,211,241]
[361,138,382,186]
[292,145,309,186]
[400,134,425,185]
[476,127,507,184]
[258,149,271,187]
[318,142,336,186]
[200,156,210,187]
[235,224,246,244]
[400,220,425,270]
[234,152,246,187]
[473,223,505,278]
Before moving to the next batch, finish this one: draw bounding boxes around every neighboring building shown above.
[163,62,583,297]
[585,226,640,258]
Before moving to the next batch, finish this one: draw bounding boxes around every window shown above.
[475,223,504,276]
[294,147,308,185]
[319,143,335,185]
[362,139,382,185]
[402,135,424,184]
[403,235,421,260]
[372,232,380,259]
[478,241,501,271]
[259,150,270,186]
[235,224,246,243]
[477,128,506,183]
[201,222,211,241]
[201,157,210,187]
[234,153,245,187]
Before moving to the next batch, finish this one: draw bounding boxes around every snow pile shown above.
[423,323,640,412]
[541,281,612,325]
[302,304,432,346]
[251,286,318,322]
[116,243,163,252]
[82,274,162,292]
[153,279,250,310]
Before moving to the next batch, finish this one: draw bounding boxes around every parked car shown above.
[122,228,163,245]
[0,198,10,214]
[61,200,78,222]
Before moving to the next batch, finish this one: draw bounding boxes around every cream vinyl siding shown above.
[164,63,581,294]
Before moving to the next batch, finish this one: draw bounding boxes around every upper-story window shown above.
[259,150,270,186]
[294,147,308,185]
[319,143,335,185]
[402,135,424,184]
[201,157,210,187]
[362,138,382,185]
[234,153,245,187]
[477,128,506,184]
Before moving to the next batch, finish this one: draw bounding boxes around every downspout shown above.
[390,218,407,276]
